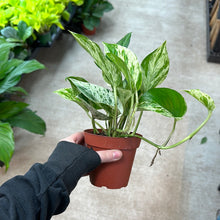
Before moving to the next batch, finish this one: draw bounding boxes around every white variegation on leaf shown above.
[103,42,142,90]
[138,88,187,119]
[70,32,122,87]
[141,41,169,93]
[184,89,215,112]
[67,78,123,114]
[56,32,215,156]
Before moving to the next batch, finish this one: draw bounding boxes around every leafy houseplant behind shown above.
[0,0,65,47]
[74,0,113,35]
[0,40,46,170]
[0,21,33,59]
[55,32,215,189]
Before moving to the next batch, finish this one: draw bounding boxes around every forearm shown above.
[0,141,101,220]
[0,163,69,219]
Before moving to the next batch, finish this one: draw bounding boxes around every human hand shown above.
[61,132,123,163]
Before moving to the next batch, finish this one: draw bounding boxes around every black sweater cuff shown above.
[44,141,101,194]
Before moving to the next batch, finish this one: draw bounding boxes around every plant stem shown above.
[131,134,160,148]
[150,148,161,166]
[132,111,143,135]
[124,95,134,133]
[159,110,212,150]
[162,118,177,146]
[150,118,177,166]
[112,86,118,137]
[87,112,105,132]
[125,91,139,133]
[92,117,98,134]
[131,110,212,151]
[118,114,127,130]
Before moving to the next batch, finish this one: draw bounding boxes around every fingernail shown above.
[113,151,122,160]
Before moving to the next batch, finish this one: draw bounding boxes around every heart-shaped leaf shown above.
[141,41,169,92]
[138,88,187,119]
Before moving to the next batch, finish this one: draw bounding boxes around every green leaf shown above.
[200,137,207,144]
[55,88,110,120]
[79,94,111,120]
[0,122,14,170]
[141,41,169,92]
[106,52,135,90]
[0,59,45,94]
[70,32,122,87]
[0,101,28,120]
[55,87,90,113]
[55,88,76,102]
[116,87,133,113]
[72,0,84,6]
[5,86,28,95]
[68,78,123,114]
[66,76,88,96]
[66,77,107,116]
[0,59,23,80]
[92,1,113,17]
[17,21,33,41]
[0,27,19,40]
[103,43,142,90]
[7,108,46,135]
[184,89,215,112]
[62,10,70,22]
[116,32,132,48]
[138,88,187,119]
[0,42,16,65]
[0,37,6,43]
[83,16,100,30]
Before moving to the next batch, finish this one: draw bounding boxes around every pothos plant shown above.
[55,32,215,163]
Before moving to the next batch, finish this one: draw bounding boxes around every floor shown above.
[1,0,220,219]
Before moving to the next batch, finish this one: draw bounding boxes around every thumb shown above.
[97,150,123,163]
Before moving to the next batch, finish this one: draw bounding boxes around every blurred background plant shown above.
[0,40,46,170]
[72,0,113,32]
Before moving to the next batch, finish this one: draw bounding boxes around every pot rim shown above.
[84,129,142,139]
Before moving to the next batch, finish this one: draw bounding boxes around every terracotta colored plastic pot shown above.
[81,24,96,35]
[84,129,142,189]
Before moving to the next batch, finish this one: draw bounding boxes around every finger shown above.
[60,132,84,144]
[97,150,123,163]
[72,132,84,144]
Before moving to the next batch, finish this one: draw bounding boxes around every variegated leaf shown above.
[138,88,187,119]
[141,41,169,92]
[103,43,142,91]
[184,89,215,112]
[71,32,122,87]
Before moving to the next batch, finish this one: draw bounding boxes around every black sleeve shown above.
[0,141,101,220]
